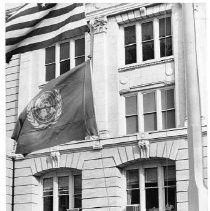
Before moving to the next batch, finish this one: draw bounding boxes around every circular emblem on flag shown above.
[27,89,62,129]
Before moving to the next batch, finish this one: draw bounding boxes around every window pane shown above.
[125,25,136,45]
[160,37,172,57]
[60,42,70,60]
[145,168,158,211]
[159,17,171,37]
[144,113,157,132]
[59,195,69,211]
[74,174,82,195]
[126,116,138,134]
[127,169,140,205]
[164,166,176,181]
[58,176,69,195]
[125,45,137,64]
[146,188,159,211]
[142,22,153,41]
[165,187,176,210]
[161,89,174,110]
[74,194,82,208]
[143,92,156,113]
[60,59,70,75]
[46,64,55,81]
[75,38,85,57]
[75,56,85,66]
[142,41,154,61]
[126,95,137,115]
[43,178,53,211]
[74,174,82,209]
[162,110,175,129]
[44,197,53,211]
[127,189,140,205]
[145,168,157,184]
[127,169,139,189]
[45,46,55,64]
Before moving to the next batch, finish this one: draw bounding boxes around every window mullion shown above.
[154,18,160,59]
[156,89,162,130]
[69,173,74,209]
[139,165,146,211]
[138,92,144,133]
[70,39,75,68]
[158,164,165,211]
[55,43,60,78]
[53,176,58,211]
[136,22,142,63]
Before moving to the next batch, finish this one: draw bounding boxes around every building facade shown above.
[6,3,207,211]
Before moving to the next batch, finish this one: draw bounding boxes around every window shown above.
[142,21,154,61]
[125,95,138,134]
[125,88,175,134]
[124,25,137,64]
[143,92,157,132]
[45,37,85,82]
[159,17,172,57]
[42,171,82,211]
[125,163,176,211]
[123,16,172,65]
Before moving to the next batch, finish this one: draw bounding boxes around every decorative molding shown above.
[89,16,108,34]
[99,130,109,139]
[86,3,152,19]
[92,140,103,150]
[118,57,174,72]
[138,133,150,158]
[138,140,150,158]
[114,3,173,25]
[47,151,60,168]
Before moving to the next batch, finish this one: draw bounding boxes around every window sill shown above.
[118,56,174,72]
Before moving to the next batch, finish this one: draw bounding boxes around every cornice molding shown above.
[86,3,157,20]
[12,126,207,160]
[118,57,174,72]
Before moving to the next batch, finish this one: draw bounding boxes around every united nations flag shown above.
[11,60,98,155]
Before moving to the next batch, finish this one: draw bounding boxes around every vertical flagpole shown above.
[182,3,207,211]
[88,21,94,68]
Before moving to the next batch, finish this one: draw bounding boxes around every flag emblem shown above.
[27,89,62,129]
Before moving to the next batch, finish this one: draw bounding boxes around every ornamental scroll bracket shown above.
[47,151,60,168]
[137,132,150,158]
[86,135,103,150]
[89,16,108,34]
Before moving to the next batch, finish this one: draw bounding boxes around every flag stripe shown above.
[7,4,56,22]
[6,3,87,63]
[7,4,82,32]
[7,25,87,59]
[6,18,87,54]
[6,4,67,28]
[6,13,85,45]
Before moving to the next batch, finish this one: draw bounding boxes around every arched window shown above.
[40,169,82,211]
[123,160,176,211]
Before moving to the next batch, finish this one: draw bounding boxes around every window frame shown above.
[45,36,85,82]
[40,169,82,211]
[124,86,176,134]
[123,160,176,211]
[121,14,173,66]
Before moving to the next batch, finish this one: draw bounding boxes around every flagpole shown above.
[87,20,94,68]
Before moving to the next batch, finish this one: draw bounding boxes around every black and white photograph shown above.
[3,2,208,211]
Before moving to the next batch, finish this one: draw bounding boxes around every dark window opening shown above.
[125,95,138,134]
[75,38,85,66]
[124,25,137,64]
[142,22,154,61]
[159,17,172,57]
[143,92,157,131]
[45,46,56,81]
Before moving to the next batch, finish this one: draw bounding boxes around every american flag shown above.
[6,3,88,63]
